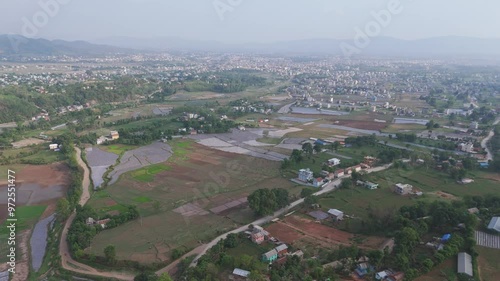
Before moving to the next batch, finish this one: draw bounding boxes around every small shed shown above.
[232,268,250,278]
[328,209,344,221]
[487,217,500,232]
[457,252,473,277]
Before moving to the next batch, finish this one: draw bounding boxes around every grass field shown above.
[476,246,500,281]
[364,167,500,198]
[88,141,300,264]
[0,205,47,263]
[101,144,138,155]
[130,163,171,182]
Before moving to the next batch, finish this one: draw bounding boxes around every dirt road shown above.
[481,118,500,161]
[58,146,135,281]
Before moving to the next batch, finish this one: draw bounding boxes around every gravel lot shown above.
[108,142,173,185]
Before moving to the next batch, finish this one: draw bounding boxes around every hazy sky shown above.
[1,0,499,43]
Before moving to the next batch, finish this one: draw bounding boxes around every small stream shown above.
[30,213,55,272]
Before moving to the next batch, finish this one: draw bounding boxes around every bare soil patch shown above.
[335,120,387,131]
[282,216,354,246]
[11,138,47,148]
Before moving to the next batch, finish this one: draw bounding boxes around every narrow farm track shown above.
[58,146,135,281]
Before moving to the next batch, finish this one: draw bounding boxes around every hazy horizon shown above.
[1,0,500,43]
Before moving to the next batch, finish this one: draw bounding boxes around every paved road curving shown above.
[58,146,135,281]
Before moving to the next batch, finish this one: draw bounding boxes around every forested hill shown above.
[0,77,159,123]
[0,35,129,56]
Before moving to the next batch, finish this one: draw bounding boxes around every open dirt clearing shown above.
[0,163,70,222]
[11,138,47,148]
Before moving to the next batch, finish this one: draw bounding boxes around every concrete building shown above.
[110,130,120,140]
[458,143,474,153]
[394,183,413,195]
[298,168,313,182]
[327,158,341,166]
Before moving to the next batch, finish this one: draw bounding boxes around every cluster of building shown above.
[96,131,119,145]
[85,217,111,229]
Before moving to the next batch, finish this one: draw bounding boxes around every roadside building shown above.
[334,169,345,178]
[251,232,265,244]
[457,252,473,277]
[49,143,59,150]
[313,177,324,188]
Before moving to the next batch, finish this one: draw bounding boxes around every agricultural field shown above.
[476,246,500,281]
[364,167,500,198]
[107,141,173,184]
[87,140,301,264]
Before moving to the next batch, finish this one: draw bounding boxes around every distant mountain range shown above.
[2,34,500,59]
[94,36,500,59]
[0,35,128,56]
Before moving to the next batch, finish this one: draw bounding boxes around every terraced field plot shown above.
[88,141,300,264]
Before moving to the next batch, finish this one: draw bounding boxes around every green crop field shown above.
[130,163,171,182]
[87,141,300,264]
[101,144,138,155]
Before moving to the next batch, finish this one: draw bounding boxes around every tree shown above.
[290,149,303,163]
[367,250,384,269]
[157,273,173,281]
[272,188,289,208]
[313,143,323,153]
[56,198,71,221]
[422,258,434,273]
[339,178,352,189]
[300,188,315,198]
[304,195,319,205]
[134,271,158,281]
[104,245,116,264]
[224,233,239,248]
[302,142,313,157]
[248,189,277,216]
